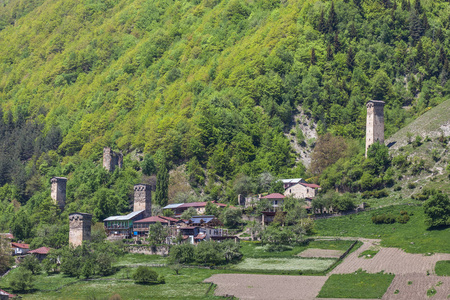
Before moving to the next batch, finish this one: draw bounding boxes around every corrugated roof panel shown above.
[104,210,144,221]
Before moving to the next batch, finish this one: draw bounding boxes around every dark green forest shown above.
[0,0,449,246]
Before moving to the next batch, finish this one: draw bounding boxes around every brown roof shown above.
[29,247,52,255]
[134,216,169,224]
[195,233,206,240]
[300,183,321,189]
[261,193,285,199]
[159,216,179,222]
[0,233,13,239]
[0,289,16,298]
[11,242,29,249]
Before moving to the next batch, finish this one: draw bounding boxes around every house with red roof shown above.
[260,193,286,210]
[29,247,52,261]
[11,242,29,256]
[0,288,16,299]
[132,215,181,236]
[163,201,227,217]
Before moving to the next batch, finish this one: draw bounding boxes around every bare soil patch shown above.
[331,240,450,275]
[205,274,328,300]
[298,249,344,258]
[382,274,450,299]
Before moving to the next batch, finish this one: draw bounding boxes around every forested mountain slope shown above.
[0,0,449,244]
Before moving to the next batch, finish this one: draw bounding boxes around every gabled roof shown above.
[260,193,285,199]
[11,242,29,249]
[0,233,13,239]
[29,247,52,255]
[280,178,304,184]
[0,288,16,298]
[163,203,184,209]
[178,202,208,208]
[299,183,321,189]
[189,215,219,225]
[104,210,144,221]
[159,216,179,222]
[134,216,169,224]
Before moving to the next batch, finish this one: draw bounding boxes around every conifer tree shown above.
[439,47,446,66]
[349,22,357,40]
[327,2,338,33]
[346,47,355,70]
[353,0,361,9]
[414,0,422,15]
[326,44,334,61]
[440,59,449,85]
[333,32,341,53]
[155,163,169,207]
[317,10,325,33]
[401,0,408,10]
[436,28,443,42]
[416,39,424,64]
[310,48,317,65]
[409,9,423,43]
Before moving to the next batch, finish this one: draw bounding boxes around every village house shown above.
[260,193,286,210]
[0,289,16,299]
[132,215,180,237]
[280,178,306,189]
[11,242,29,256]
[284,182,321,199]
[104,210,146,238]
[163,201,227,217]
[29,247,52,262]
[186,215,223,227]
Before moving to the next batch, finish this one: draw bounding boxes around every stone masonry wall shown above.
[365,100,385,156]
[69,213,92,247]
[50,177,67,209]
[133,184,152,217]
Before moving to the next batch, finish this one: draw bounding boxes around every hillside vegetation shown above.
[0,0,449,245]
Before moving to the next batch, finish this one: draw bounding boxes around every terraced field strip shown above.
[298,249,344,258]
[233,258,336,272]
[205,274,328,300]
[331,239,450,275]
[382,274,450,299]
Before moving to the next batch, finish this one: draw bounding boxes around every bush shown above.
[21,255,41,275]
[9,267,34,292]
[407,182,416,189]
[132,266,159,284]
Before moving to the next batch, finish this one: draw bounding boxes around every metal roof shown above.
[163,203,184,209]
[280,178,304,184]
[190,216,216,223]
[104,210,144,221]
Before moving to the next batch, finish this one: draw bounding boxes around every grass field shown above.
[315,205,450,253]
[114,253,167,266]
[2,267,228,300]
[435,260,450,276]
[233,258,336,272]
[317,270,395,299]
[240,240,355,258]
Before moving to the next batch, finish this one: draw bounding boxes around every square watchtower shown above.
[51,177,67,210]
[366,100,385,157]
[134,184,152,218]
[103,147,123,172]
[69,213,92,247]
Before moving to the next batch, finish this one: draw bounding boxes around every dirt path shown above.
[205,274,328,300]
[331,239,450,275]
[382,274,450,299]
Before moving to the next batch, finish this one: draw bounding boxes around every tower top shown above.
[50,177,67,183]
[366,100,385,107]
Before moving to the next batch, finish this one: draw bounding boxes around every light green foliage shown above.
[21,255,41,275]
[147,222,169,246]
[435,260,450,276]
[220,207,242,228]
[180,207,196,220]
[8,267,34,292]
[234,258,335,272]
[132,266,159,284]
[155,163,169,207]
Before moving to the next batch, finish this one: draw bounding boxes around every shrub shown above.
[397,214,410,224]
[132,266,159,284]
[21,255,41,275]
[407,182,416,189]
[9,267,34,292]
[393,186,402,191]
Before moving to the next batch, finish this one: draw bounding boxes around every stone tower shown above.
[103,147,123,172]
[134,184,152,218]
[51,177,67,210]
[365,100,385,157]
[69,213,92,247]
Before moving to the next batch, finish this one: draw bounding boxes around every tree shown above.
[169,263,182,275]
[310,48,317,65]
[141,154,156,176]
[326,44,334,61]
[333,32,341,53]
[327,1,338,33]
[82,259,94,279]
[10,210,33,240]
[311,133,348,175]
[346,47,355,70]
[205,201,219,216]
[220,207,242,228]
[169,243,195,264]
[367,142,391,174]
[409,9,423,43]
[0,237,12,275]
[180,207,196,220]
[282,196,306,225]
[371,69,394,101]
[269,180,284,194]
[423,193,450,227]
[21,255,41,275]
[195,241,223,265]
[9,267,34,292]
[133,266,158,284]
[155,164,169,207]
[147,222,169,245]
[317,10,325,33]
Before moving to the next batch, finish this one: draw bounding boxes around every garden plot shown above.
[298,248,344,258]
[234,258,336,272]
[382,274,450,300]
[205,274,328,300]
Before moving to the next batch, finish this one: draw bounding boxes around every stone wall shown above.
[69,213,92,247]
[103,147,123,172]
[134,184,152,217]
[127,245,169,256]
[284,183,317,199]
[50,177,67,209]
[365,100,385,156]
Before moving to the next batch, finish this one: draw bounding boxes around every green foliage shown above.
[220,207,242,228]
[435,260,450,276]
[8,267,34,292]
[155,164,169,207]
[21,255,41,275]
[141,155,156,176]
[180,207,196,220]
[169,240,242,265]
[147,222,169,246]
[132,266,159,284]
[423,192,450,227]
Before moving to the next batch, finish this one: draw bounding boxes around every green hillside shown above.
[0,0,449,245]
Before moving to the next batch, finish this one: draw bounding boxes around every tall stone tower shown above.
[103,147,123,172]
[133,184,152,218]
[69,213,92,247]
[51,177,67,210]
[365,100,385,157]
